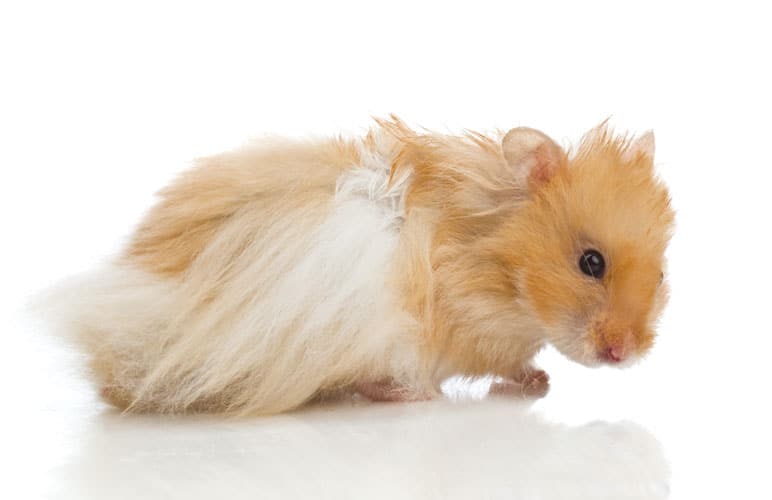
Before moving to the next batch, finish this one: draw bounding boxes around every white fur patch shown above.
[336,137,411,223]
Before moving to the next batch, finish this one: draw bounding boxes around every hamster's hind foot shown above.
[489,368,550,399]
[355,378,434,403]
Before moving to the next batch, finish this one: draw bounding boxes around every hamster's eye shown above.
[579,249,605,279]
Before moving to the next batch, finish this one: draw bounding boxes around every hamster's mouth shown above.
[598,346,625,363]
[594,348,640,369]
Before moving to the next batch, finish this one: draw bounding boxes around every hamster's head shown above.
[500,125,674,367]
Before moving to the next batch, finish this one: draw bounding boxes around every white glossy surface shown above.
[10,392,670,500]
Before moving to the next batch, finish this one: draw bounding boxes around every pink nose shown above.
[604,346,624,363]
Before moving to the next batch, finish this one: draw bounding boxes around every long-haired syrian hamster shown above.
[43,116,674,415]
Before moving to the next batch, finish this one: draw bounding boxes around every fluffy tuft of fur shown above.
[42,117,674,415]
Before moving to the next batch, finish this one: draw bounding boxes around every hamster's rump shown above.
[45,130,425,415]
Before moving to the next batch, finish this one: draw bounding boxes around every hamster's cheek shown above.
[543,321,603,368]
[522,270,591,328]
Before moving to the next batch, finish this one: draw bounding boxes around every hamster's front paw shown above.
[355,379,433,403]
[519,368,550,398]
[489,368,550,399]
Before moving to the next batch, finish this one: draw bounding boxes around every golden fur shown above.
[45,117,674,415]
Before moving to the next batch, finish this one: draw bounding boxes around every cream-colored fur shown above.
[45,131,428,415]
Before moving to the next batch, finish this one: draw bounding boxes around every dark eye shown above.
[579,249,605,279]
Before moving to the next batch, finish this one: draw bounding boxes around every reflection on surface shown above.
[47,398,669,500]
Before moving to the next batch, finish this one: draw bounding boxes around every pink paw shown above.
[355,379,432,402]
[489,369,550,399]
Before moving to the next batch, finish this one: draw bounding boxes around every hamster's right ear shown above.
[502,127,566,190]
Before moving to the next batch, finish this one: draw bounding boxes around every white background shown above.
[1,1,770,499]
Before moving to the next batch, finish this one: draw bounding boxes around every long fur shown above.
[41,117,674,415]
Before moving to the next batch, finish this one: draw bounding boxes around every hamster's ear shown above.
[624,130,655,162]
[502,127,565,189]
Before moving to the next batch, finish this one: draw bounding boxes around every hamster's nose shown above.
[599,329,634,363]
[603,346,624,363]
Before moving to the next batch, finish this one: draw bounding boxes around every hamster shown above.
[44,116,674,415]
